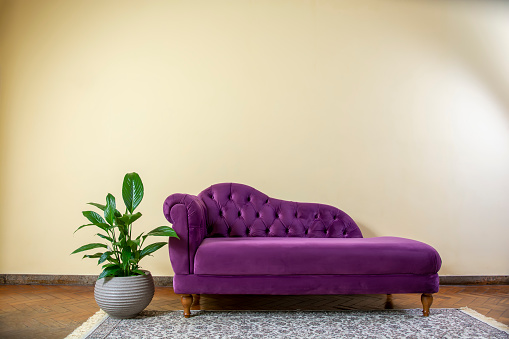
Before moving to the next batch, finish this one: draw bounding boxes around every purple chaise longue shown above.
[163,183,441,318]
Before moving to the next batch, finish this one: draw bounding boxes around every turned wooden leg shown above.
[192,294,200,305]
[421,293,433,317]
[384,294,394,309]
[181,294,193,318]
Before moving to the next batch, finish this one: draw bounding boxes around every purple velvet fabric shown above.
[163,193,207,274]
[197,183,362,238]
[163,183,442,296]
[173,274,440,295]
[194,237,441,276]
[163,183,363,274]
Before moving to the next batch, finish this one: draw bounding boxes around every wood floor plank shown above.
[0,284,508,338]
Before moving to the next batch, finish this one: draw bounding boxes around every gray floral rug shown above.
[70,308,509,339]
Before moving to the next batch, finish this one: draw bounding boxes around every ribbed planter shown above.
[94,271,155,319]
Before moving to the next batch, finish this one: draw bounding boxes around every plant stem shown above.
[109,226,121,266]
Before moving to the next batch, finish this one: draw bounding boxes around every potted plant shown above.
[72,172,178,318]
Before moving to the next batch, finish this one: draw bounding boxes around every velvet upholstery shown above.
[173,274,440,295]
[197,183,362,239]
[163,183,442,298]
[163,193,206,274]
[194,237,441,276]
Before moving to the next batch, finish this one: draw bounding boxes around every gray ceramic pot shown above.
[94,271,155,319]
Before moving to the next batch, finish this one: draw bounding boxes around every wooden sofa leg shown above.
[384,294,394,309]
[181,294,193,318]
[193,294,201,305]
[421,293,433,317]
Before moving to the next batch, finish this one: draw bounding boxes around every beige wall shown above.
[1,0,508,277]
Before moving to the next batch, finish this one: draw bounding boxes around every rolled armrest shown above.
[163,193,207,274]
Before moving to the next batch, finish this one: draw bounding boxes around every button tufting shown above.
[197,183,361,239]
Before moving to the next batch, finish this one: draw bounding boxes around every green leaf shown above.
[96,233,113,242]
[104,194,116,226]
[76,222,111,233]
[132,269,146,276]
[97,224,112,232]
[117,212,142,225]
[102,263,119,269]
[82,211,106,226]
[132,247,141,261]
[88,202,106,211]
[74,224,93,233]
[146,226,179,238]
[122,172,144,213]
[89,202,122,217]
[116,223,129,237]
[71,243,107,254]
[128,239,140,249]
[121,248,132,266]
[109,257,120,264]
[139,242,167,259]
[98,266,121,280]
[98,251,112,264]
[82,252,103,259]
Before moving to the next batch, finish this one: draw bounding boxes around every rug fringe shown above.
[460,307,509,334]
[64,309,108,339]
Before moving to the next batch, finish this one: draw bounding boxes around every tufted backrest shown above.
[197,183,363,238]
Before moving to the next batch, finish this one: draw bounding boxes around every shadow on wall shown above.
[356,223,378,239]
[400,1,509,118]
[452,9,509,118]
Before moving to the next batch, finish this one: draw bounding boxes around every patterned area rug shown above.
[67,308,509,339]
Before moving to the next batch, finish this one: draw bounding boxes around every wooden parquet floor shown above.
[0,284,508,338]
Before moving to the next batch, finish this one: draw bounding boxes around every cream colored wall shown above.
[1,0,508,277]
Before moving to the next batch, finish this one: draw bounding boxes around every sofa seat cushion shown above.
[194,237,441,275]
